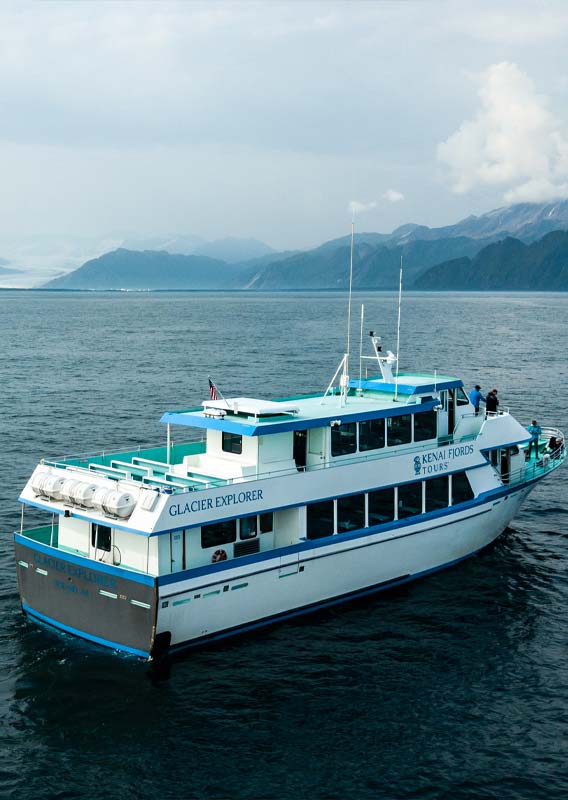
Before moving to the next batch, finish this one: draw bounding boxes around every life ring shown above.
[212,549,227,563]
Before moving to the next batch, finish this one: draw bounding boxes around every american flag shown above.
[208,378,219,401]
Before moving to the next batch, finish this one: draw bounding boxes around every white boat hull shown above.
[157,486,531,652]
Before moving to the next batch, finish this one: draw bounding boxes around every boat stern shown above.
[15,530,157,659]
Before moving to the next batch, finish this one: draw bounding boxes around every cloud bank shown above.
[438,62,568,203]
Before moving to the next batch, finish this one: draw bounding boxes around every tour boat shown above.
[14,332,565,659]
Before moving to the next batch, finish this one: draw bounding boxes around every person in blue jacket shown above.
[527,419,542,459]
[469,385,485,415]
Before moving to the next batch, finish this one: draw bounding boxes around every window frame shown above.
[222,431,243,455]
[239,515,257,540]
[367,486,395,526]
[259,512,273,533]
[413,409,438,442]
[386,414,412,447]
[359,418,386,452]
[331,422,357,457]
[336,493,366,534]
[425,475,450,512]
[201,519,237,549]
[306,499,335,539]
[396,481,424,519]
[451,471,474,505]
[91,523,112,552]
[456,387,470,406]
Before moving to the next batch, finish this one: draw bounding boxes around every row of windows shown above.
[221,411,437,461]
[200,471,474,549]
[306,472,474,540]
[201,512,274,549]
[331,410,438,457]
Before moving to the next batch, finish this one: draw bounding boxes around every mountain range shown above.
[415,230,568,291]
[41,199,568,291]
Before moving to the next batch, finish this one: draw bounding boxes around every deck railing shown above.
[42,429,206,467]
[34,419,565,497]
[16,523,58,548]
[503,427,565,487]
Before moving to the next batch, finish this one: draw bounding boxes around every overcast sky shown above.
[1,0,568,250]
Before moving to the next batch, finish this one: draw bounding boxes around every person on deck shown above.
[485,389,499,415]
[527,420,542,460]
[544,435,559,454]
[469,385,485,416]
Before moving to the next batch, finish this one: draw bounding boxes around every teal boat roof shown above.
[160,373,463,436]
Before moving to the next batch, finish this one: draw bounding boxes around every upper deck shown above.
[35,372,470,497]
[160,372,463,436]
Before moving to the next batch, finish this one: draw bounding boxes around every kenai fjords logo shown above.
[413,444,475,477]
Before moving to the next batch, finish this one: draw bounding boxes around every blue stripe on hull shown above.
[168,541,491,656]
[21,603,151,659]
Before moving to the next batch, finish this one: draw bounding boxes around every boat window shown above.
[306,500,335,539]
[239,515,257,540]
[413,410,438,442]
[331,422,357,457]
[359,419,385,451]
[425,475,449,512]
[222,431,242,454]
[201,519,237,548]
[259,512,273,533]
[397,482,423,519]
[337,494,365,533]
[293,429,307,470]
[451,472,474,505]
[456,387,470,406]
[368,487,395,526]
[91,523,111,552]
[387,414,411,446]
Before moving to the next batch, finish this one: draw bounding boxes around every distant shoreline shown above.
[1,287,567,295]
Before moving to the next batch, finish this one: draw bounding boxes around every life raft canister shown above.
[212,549,228,563]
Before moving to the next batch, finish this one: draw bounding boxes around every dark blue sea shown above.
[1,290,567,800]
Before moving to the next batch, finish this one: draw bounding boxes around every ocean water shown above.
[0,290,567,800]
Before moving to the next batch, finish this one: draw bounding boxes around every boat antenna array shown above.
[322,212,402,404]
[322,215,355,406]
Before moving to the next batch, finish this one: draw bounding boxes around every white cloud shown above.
[438,62,568,203]
[382,189,404,203]
[348,200,377,215]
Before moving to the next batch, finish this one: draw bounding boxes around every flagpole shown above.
[208,375,230,408]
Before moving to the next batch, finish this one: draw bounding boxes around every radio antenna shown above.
[394,255,403,401]
[339,216,355,405]
[321,212,356,407]
[358,303,364,395]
